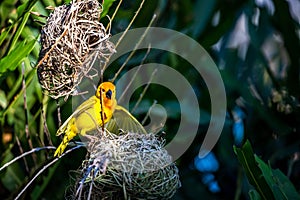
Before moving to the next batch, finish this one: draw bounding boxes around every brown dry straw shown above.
[68,131,181,199]
[37,0,115,99]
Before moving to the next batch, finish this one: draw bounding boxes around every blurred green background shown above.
[0,0,300,199]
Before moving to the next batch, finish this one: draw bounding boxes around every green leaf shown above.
[0,28,11,47]
[16,0,38,19]
[191,0,217,37]
[249,189,262,200]
[101,0,116,19]
[16,1,27,16]
[255,156,300,200]
[234,140,274,200]
[9,0,37,54]
[0,39,36,74]
[0,90,7,109]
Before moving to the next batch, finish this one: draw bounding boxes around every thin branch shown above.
[87,175,94,200]
[99,85,105,132]
[118,44,151,103]
[103,0,151,75]
[105,0,123,32]
[41,96,53,146]
[56,99,62,128]
[36,28,68,68]
[0,146,56,172]
[142,100,157,126]
[110,14,157,82]
[14,145,84,200]
[15,136,29,173]
[22,62,37,166]
[22,63,30,146]
[114,0,146,49]
[132,68,158,113]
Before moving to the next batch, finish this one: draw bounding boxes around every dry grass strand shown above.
[37,0,115,99]
[68,131,181,199]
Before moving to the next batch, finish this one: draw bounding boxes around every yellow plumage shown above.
[54,82,117,157]
[54,82,146,157]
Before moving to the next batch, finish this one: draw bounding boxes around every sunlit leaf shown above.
[101,0,116,19]
[0,90,7,109]
[0,28,10,47]
[0,39,36,74]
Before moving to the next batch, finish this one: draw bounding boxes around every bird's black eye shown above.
[106,89,112,99]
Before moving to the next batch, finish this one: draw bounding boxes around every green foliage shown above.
[101,0,116,19]
[256,156,300,200]
[234,140,274,200]
[0,0,80,199]
[0,0,300,199]
[234,140,300,200]
[0,39,36,74]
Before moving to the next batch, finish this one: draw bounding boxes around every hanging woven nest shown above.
[68,131,181,199]
[37,0,115,99]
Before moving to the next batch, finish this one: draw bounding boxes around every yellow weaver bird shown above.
[54,82,146,157]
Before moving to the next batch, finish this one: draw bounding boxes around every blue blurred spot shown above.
[194,152,219,172]
[201,173,215,184]
[202,173,221,193]
[208,180,221,193]
[233,119,244,145]
[232,106,245,145]
[233,106,245,119]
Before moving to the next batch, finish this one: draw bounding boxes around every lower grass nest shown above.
[68,131,181,199]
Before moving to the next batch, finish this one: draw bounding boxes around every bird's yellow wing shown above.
[106,105,147,134]
[56,96,98,136]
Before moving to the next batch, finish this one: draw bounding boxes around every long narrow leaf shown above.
[255,155,300,200]
[0,28,11,47]
[0,39,36,74]
[9,0,37,54]
[234,140,274,200]
[249,189,261,200]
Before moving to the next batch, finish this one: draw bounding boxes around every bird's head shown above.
[96,82,117,109]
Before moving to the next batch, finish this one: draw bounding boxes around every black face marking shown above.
[100,111,107,120]
[106,89,112,99]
